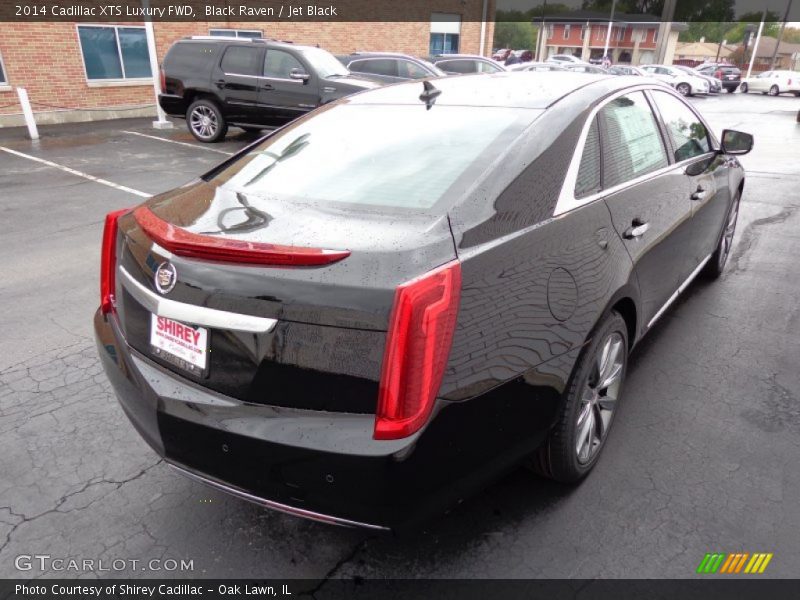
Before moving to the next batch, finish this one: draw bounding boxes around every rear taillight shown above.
[133,206,350,266]
[159,68,166,92]
[100,209,130,314]
[715,70,723,79]
[374,260,461,440]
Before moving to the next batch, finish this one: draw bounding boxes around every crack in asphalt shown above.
[0,460,164,557]
[305,536,375,599]
[727,204,799,275]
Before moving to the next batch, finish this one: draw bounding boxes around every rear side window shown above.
[264,50,305,79]
[397,61,430,79]
[650,91,710,162]
[350,59,397,77]
[164,42,218,74]
[575,118,601,198]
[599,92,668,188]
[220,46,262,76]
[478,61,503,73]
[214,105,532,210]
[438,60,476,74]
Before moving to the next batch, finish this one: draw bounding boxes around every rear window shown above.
[212,105,534,210]
[164,42,218,73]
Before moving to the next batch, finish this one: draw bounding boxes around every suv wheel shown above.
[740,82,748,93]
[676,82,691,96]
[768,85,780,96]
[531,311,628,483]
[187,99,227,143]
[704,193,740,279]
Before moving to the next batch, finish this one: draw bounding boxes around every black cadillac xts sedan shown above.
[96,72,753,531]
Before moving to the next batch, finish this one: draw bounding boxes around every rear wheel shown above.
[768,85,780,96]
[740,82,748,93]
[676,82,691,96]
[186,99,227,143]
[531,311,628,483]
[726,87,735,93]
[704,193,740,279]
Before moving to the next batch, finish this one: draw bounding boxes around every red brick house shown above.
[0,1,495,127]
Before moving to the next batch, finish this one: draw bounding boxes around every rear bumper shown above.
[722,81,740,91]
[158,94,187,117]
[95,309,559,531]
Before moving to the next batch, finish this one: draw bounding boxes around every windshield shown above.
[422,60,448,76]
[298,47,350,78]
[212,105,534,210]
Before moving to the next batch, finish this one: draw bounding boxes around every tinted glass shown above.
[220,46,262,76]
[297,47,349,78]
[214,105,532,210]
[350,59,397,77]
[78,26,123,79]
[651,91,710,161]
[478,61,502,73]
[397,61,430,79]
[599,92,668,187]
[118,28,151,78]
[438,60,476,74]
[165,42,218,73]
[575,117,601,198]
[264,50,304,79]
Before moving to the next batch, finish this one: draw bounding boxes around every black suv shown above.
[159,37,380,142]
[696,63,741,93]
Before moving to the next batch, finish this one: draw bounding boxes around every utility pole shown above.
[142,0,172,129]
[747,8,767,79]
[655,0,677,64]
[770,0,793,69]
[603,0,617,61]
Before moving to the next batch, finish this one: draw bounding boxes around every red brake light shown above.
[374,260,461,440]
[100,208,130,314]
[715,69,723,78]
[133,206,350,266]
[159,68,166,92]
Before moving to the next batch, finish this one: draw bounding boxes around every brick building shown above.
[0,1,495,127]
[537,20,683,66]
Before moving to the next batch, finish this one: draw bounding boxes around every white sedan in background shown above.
[640,64,710,96]
[740,70,800,96]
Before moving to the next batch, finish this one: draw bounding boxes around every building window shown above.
[617,27,625,41]
[209,29,263,39]
[430,13,461,54]
[580,26,587,41]
[77,25,151,80]
[0,52,7,85]
[547,25,554,39]
[564,24,571,39]
[652,28,658,43]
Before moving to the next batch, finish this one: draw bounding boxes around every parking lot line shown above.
[121,130,235,155]
[0,146,152,199]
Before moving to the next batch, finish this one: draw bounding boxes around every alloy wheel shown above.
[718,200,739,270]
[769,85,779,96]
[190,106,218,140]
[677,83,690,96]
[575,332,624,464]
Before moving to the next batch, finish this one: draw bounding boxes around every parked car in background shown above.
[608,65,647,76]
[508,62,566,72]
[337,52,445,84]
[696,63,741,93]
[428,54,505,74]
[492,48,512,62]
[159,37,379,143]
[640,65,709,96]
[98,72,752,531]
[673,65,722,94]
[547,53,587,64]
[561,64,608,74]
[740,70,800,96]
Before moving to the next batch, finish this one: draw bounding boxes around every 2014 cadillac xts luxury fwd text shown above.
[95,72,753,531]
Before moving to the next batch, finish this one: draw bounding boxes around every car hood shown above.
[324,74,383,89]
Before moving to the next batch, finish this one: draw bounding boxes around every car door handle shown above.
[260,84,273,91]
[214,79,225,88]
[691,186,707,201]
[623,220,649,239]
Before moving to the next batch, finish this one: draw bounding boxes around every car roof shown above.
[180,37,302,51]
[344,52,423,60]
[431,54,492,60]
[343,71,646,109]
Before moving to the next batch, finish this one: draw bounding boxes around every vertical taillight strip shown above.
[374,260,462,440]
[100,209,130,314]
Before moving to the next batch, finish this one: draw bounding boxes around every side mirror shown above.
[720,129,753,155]
[289,68,310,83]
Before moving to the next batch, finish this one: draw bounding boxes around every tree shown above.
[494,21,538,51]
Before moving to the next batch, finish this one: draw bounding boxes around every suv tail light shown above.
[159,67,166,92]
[100,209,131,314]
[715,69,723,79]
[133,206,350,266]
[374,260,461,440]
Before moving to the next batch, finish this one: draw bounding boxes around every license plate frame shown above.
[149,314,209,378]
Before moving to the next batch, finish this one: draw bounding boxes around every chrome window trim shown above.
[118,265,278,334]
[554,84,714,217]
[647,253,712,329]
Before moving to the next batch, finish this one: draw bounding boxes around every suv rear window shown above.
[213,105,534,210]
[164,42,218,72]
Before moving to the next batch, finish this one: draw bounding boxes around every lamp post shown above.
[142,0,172,129]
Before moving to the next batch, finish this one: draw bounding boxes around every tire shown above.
[768,85,779,96]
[186,99,228,143]
[793,92,800,97]
[726,87,734,93]
[676,82,691,96]
[531,311,629,483]
[740,82,748,93]
[703,193,740,280]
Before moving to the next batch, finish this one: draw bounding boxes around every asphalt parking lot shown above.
[1,92,799,583]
